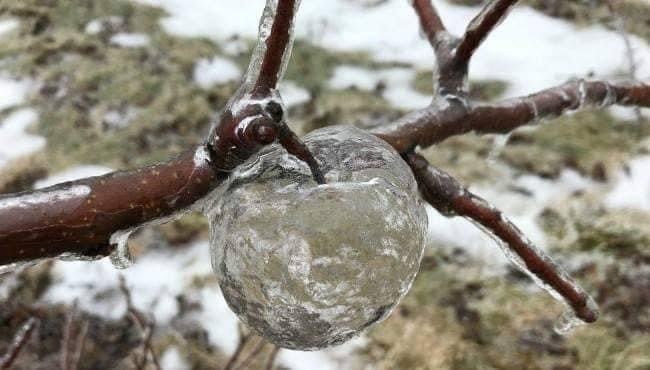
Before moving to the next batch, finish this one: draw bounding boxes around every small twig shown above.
[60,302,78,370]
[0,317,38,369]
[406,152,598,323]
[234,338,267,370]
[278,123,326,184]
[454,0,519,66]
[605,0,644,122]
[119,275,160,370]
[265,346,280,370]
[224,328,252,370]
[69,321,88,370]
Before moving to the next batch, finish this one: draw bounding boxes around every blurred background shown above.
[0,0,649,369]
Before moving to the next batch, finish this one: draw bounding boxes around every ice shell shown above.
[207,125,428,350]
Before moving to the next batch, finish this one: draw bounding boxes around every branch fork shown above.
[2,0,650,329]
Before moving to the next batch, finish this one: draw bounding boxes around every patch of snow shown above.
[329,66,431,109]
[102,107,139,129]
[85,19,103,34]
[34,165,114,189]
[136,0,650,99]
[605,155,650,211]
[193,56,242,88]
[0,109,45,169]
[0,76,34,111]
[85,16,124,35]
[110,32,151,48]
[0,18,19,37]
[609,106,650,121]
[279,337,366,370]
[161,347,190,370]
[197,285,240,354]
[222,37,250,56]
[280,81,311,108]
[43,240,214,324]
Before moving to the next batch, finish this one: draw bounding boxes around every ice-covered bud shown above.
[206,126,428,350]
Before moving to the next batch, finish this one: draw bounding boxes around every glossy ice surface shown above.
[206,126,428,350]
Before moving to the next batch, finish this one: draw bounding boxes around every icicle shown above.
[554,309,584,335]
[487,133,511,165]
[577,79,587,109]
[109,230,134,269]
[600,82,618,108]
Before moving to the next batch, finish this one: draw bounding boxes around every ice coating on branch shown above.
[109,230,134,269]
[241,0,300,91]
[464,198,597,334]
[206,126,428,350]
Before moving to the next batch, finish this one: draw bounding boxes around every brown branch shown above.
[406,152,598,323]
[1,317,38,369]
[119,276,160,370]
[224,328,252,370]
[454,0,519,66]
[375,79,650,152]
[234,338,266,370]
[0,0,322,269]
[253,0,298,97]
[0,147,221,266]
[411,0,446,47]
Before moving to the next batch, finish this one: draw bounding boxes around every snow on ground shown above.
[280,80,311,108]
[605,155,650,211]
[0,108,45,169]
[0,76,34,111]
[33,165,114,189]
[0,18,19,37]
[160,347,190,370]
[134,0,650,99]
[330,65,432,109]
[109,32,151,48]
[193,56,242,88]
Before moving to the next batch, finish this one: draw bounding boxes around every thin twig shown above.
[69,320,88,370]
[454,0,519,66]
[406,152,598,323]
[265,346,280,370]
[234,338,267,370]
[0,317,38,369]
[119,275,160,370]
[224,328,252,370]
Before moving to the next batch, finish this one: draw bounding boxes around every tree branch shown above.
[253,0,298,97]
[374,79,650,152]
[0,147,221,266]
[0,0,318,267]
[411,0,446,47]
[1,317,38,369]
[405,152,598,323]
[454,0,519,66]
